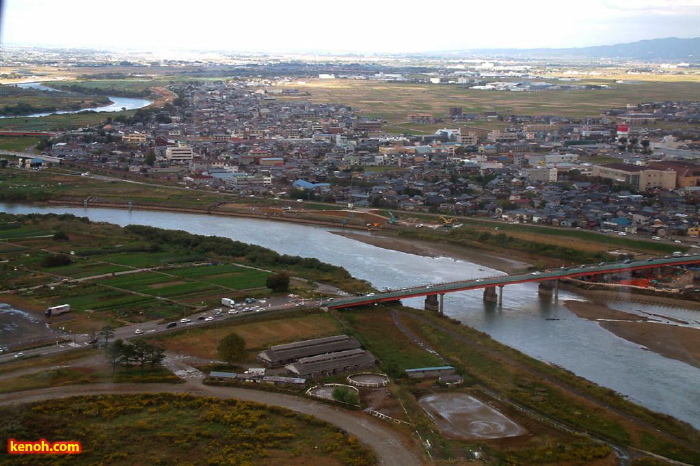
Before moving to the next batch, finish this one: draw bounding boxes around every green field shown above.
[0,136,41,152]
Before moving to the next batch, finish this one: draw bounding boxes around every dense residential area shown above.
[7,78,700,242]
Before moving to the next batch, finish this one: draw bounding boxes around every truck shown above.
[221,298,235,307]
[45,304,70,317]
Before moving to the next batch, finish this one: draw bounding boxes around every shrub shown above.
[41,253,73,268]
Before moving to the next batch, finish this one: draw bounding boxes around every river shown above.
[1,203,698,429]
[1,82,153,118]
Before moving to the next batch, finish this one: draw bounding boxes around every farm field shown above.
[279,78,700,133]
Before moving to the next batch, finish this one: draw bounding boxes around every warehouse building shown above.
[285,348,376,379]
[257,335,362,368]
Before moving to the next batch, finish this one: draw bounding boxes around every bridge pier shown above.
[483,287,498,303]
[424,294,445,314]
[538,280,559,300]
[425,294,439,312]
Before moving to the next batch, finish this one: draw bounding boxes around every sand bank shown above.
[565,300,699,369]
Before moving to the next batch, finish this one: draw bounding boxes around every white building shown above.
[165,145,194,162]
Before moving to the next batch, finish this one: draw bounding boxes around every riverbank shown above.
[565,300,699,369]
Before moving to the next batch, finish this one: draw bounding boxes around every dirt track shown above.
[0,379,423,466]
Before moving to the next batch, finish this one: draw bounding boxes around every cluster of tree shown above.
[52,230,69,241]
[41,253,73,268]
[617,137,652,154]
[0,189,52,202]
[401,228,614,264]
[105,339,165,372]
[0,102,57,116]
[266,272,290,292]
[112,107,168,126]
[123,225,351,278]
[50,83,152,99]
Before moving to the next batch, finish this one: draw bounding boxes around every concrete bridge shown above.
[324,254,700,312]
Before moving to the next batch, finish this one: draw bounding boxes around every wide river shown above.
[2,203,698,428]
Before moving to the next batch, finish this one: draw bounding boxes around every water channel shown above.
[1,203,698,428]
[2,82,153,118]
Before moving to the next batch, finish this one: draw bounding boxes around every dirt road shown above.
[0,379,423,466]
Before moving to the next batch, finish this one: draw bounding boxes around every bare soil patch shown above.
[149,280,187,289]
[361,387,407,421]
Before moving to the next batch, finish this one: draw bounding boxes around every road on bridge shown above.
[325,254,700,309]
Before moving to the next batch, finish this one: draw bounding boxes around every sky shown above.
[1,0,698,54]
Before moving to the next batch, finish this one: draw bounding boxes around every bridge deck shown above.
[325,255,700,309]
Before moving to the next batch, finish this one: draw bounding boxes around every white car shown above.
[228,309,238,314]
[14,352,24,358]
[205,316,214,321]
[135,329,143,334]
[180,318,191,323]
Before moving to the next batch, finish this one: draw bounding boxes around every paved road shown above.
[0,379,423,466]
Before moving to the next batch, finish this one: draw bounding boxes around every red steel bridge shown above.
[323,254,700,311]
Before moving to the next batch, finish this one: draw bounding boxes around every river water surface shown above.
[2,82,152,118]
[1,203,698,428]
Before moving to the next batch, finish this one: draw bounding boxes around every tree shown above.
[617,137,628,151]
[99,325,115,346]
[52,230,69,241]
[144,151,156,167]
[105,339,126,374]
[332,386,359,405]
[217,332,246,364]
[266,272,290,293]
[147,344,166,368]
[132,340,153,370]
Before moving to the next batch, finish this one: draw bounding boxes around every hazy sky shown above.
[1,0,698,53]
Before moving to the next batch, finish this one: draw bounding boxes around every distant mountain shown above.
[426,38,700,61]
